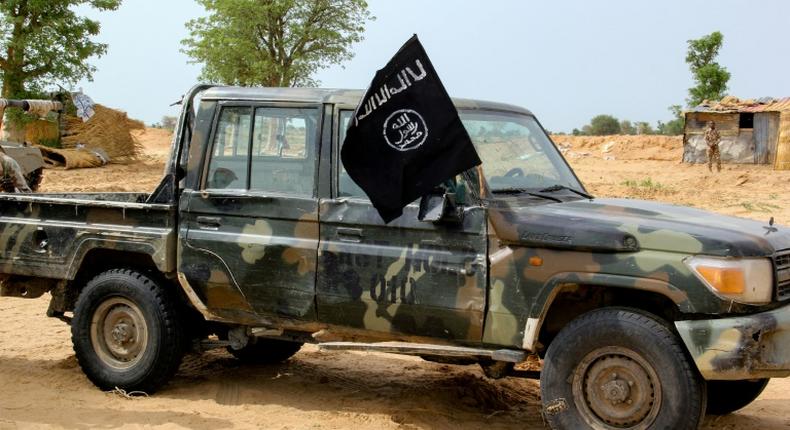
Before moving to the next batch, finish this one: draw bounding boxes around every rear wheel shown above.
[227,338,303,364]
[706,379,769,415]
[541,308,706,430]
[72,269,185,393]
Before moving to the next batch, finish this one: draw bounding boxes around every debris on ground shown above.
[37,146,110,169]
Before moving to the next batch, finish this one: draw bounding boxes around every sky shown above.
[76,0,790,132]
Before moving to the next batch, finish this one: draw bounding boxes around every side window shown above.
[250,107,318,196]
[206,106,251,189]
[338,110,367,198]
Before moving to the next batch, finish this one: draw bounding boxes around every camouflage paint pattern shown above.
[0,193,175,282]
[676,304,790,379]
[1,86,790,382]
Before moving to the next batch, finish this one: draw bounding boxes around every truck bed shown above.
[0,192,176,281]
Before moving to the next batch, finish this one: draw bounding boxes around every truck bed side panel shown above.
[0,194,176,279]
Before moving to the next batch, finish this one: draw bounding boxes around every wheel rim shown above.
[572,346,662,429]
[90,297,148,370]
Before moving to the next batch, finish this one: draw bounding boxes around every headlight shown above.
[684,256,774,304]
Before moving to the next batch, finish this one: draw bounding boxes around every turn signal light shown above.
[695,266,745,294]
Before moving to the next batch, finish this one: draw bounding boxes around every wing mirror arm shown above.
[418,191,464,224]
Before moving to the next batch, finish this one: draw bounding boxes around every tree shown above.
[685,31,731,107]
[636,121,655,135]
[657,105,684,135]
[0,0,121,98]
[182,0,374,87]
[587,114,621,136]
[619,120,636,135]
[160,115,177,131]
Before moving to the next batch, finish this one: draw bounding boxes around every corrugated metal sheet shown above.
[741,98,790,113]
[690,97,790,113]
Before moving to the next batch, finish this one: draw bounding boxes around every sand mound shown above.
[62,105,145,161]
[552,135,683,161]
[131,128,173,158]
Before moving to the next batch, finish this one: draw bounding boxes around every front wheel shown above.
[540,308,706,430]
[706,379,769,415]
[72,269,185,393]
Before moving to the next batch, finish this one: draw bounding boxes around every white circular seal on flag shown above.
[383,109,428,151]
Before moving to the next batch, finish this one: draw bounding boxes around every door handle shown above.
[196,216,222,228]
[337,227,363,242]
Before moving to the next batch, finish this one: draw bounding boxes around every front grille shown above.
[776,250,790,300]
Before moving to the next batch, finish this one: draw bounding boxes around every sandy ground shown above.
[2,130,790,429]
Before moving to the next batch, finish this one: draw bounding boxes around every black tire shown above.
[227,338,303,364]
[25,168,43,192]
[706,379,769,415]
[72,269,185,393]
[540,308,706,430]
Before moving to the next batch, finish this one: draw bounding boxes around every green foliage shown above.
[685,31,731,107]
[182,0,374,87]
[0,0,121,98]
[621,178,675,196]
[37,137,61,148]
[656,105,685,136]
[736,201,780,213]
[657,119,683,136]
[587,114,621,136]
[635,121,655,135]
[622,178,666,190]
[619,120,636,135]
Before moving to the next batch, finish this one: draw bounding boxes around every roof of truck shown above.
[199,86,535,117]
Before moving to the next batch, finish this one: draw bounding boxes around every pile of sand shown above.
[62,105,145,161]
[551,135,683,161]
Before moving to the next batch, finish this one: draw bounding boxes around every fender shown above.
[521,272,692,351]
[65,237,173,280]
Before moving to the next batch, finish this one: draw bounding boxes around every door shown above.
[315,109,488,343]
[754,112,780,164]
[180,103,322,321]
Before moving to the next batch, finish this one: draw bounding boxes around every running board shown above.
[318,341,525,363]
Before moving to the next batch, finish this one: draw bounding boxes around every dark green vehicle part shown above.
[0,85,788,386]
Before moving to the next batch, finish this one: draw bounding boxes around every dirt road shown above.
[2,131,790,429]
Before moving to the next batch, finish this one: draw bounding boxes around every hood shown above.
[490,198,790,257]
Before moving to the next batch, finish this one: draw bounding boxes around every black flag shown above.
[341,35,481,223]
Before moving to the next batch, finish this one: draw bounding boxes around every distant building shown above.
[683,96,790,170]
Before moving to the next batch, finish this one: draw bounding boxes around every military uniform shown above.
[704,123,721,172]
[0,153,32,193]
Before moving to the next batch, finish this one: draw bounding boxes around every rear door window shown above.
[206,106,251,189]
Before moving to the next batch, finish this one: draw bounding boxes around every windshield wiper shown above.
[492,188,563,203]
[539,184,594,199]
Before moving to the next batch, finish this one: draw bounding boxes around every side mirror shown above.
[418,192,463,224]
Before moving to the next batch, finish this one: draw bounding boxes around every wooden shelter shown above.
[683,96,790,170]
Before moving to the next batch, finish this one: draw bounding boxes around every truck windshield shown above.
[459,110,582,194]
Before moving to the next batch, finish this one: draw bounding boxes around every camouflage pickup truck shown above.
[1,85,789,430]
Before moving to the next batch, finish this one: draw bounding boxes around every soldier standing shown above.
[704,121,721,172]
[0,147,32,193]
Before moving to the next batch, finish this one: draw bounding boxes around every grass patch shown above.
[737,201,781,213]
[621,178,675,198]
[621,178,670,191]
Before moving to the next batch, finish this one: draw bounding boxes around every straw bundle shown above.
[62,105,144,161]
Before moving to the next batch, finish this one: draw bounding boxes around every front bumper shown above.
[676,304,790,380]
